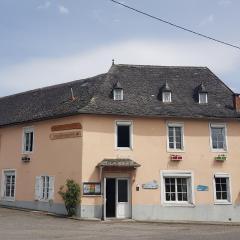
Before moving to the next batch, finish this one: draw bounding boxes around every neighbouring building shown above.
[1,63,240,222]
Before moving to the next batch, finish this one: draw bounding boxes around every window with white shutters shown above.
[35,176,54,201]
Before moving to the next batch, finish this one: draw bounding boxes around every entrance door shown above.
[106,178,116,218]
[116,178,130,219]
[104,178,131,219]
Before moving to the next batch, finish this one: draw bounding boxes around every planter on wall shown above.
[214,154,227,162]
[170,155,182,161]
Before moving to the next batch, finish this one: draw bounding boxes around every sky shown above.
[0,0,240,97]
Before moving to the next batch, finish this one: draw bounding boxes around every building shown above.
[0,64,240,222]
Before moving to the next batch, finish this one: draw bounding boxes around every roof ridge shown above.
[114,64,208,69]
[0,73,107,100]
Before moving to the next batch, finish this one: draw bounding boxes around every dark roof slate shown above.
[0,64,238,127]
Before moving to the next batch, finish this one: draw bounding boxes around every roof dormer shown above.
[113,81,123,101]
[198,83,208,104]
[161,81,172,103]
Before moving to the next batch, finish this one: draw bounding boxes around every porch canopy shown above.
[97,158,141,169]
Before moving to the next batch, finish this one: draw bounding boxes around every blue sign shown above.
[142,180,159,189]
[196,185,209,191]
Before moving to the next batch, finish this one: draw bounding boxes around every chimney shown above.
[233,94,240,112]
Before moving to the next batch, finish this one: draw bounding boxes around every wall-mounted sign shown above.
[196,185,209,191]
[142,180,159,189]
[83,182,101,195]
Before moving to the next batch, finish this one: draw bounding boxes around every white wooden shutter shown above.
[48,176,55,200]
[35,176,42,200]
[0,172,4,199]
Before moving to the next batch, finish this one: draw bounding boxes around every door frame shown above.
[103,176,131,220]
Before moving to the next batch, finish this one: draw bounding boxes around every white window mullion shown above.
[175,178,178,202]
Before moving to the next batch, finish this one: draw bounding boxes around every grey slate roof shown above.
[0,64,238,127]
[98,159,141,168]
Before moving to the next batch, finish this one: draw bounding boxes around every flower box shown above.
[170,155,182,161]
[214,154,227,161]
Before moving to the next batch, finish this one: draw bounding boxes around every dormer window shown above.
[161,81,172,103]
[199,92,208,104]
[162,91,171,103]
[114,89,123,100]
[198,83,208,104]
[113,81,123,101]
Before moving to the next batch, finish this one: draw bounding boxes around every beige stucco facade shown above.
[1,114,240,222]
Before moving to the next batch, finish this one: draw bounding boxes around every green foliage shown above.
[58,179,81,217]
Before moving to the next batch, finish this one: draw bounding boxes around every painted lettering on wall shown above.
[50,131,82,140]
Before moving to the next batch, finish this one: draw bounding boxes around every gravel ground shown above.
[0,207,240,240]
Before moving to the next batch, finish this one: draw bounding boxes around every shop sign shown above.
[196,185,209,191]
[142,180,159,189]
[83,182,101,195]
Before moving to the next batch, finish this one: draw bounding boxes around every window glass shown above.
[114,89,123,100]
[24,128,34,152]
[42,176,50,200]
[165,177,189,202]
[117,124,131,148]
[118,180,128,202]
[163,92,171,103]
[211,126,225,150]
[4,171,15,199]
[199,93,208,104]
[168,126,183,150]
[215,177,229,201]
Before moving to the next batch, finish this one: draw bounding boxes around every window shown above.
[35,176,54,201]
[199,93,208,104]
[2,170,16,200]
[116,121,132,149]
[214,174,231,204]
[23,127,34,153]
[162,91,172,103]
[210,124,227,151]
[161,171,194,205]
[113,89,123,101]
[168,124,184,151]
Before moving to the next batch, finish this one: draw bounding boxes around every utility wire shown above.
[110,0,240,51]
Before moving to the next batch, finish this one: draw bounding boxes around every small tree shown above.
[58,179,81,217]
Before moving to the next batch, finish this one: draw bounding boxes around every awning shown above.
[97,158,141,168]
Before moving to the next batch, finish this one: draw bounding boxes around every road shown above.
[0,207,240,240]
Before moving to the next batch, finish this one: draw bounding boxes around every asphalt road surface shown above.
[0,207,240,240]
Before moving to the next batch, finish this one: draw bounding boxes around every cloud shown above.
[0,39,239,96]
[199,14,214,27]
[58,5,69,15]
[37,1,51,9]
[218,0,232,6]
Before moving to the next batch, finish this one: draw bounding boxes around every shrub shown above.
[58,179,81,217]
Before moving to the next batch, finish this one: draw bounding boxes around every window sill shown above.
[211,149,227,153]
[167,149,185,153]
[214,201,232,205]
[1,197,15,202]
[162,203,195,208]
[22,151,33,155]
[116,147,133,151]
